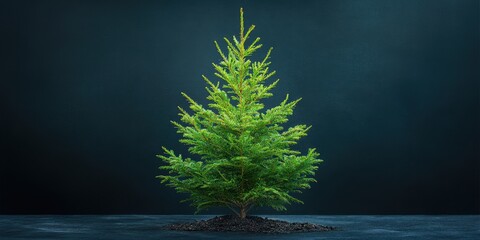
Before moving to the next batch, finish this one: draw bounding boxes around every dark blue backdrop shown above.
[1,0,478,214]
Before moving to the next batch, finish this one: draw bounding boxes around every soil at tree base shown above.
[164,215,336,233]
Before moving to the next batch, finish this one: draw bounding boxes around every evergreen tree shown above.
[157,8,322,219]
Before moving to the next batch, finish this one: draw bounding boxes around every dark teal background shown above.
[1,0,479,214]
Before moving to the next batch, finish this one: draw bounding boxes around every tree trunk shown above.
[239,206,247,219]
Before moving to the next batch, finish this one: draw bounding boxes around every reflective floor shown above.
[1,215,479,239]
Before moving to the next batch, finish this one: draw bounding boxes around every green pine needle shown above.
[156,8,323,218]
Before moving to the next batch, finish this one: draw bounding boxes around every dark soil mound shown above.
[164,215,336,233]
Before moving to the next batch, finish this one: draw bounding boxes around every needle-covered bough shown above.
[157,8,323,219]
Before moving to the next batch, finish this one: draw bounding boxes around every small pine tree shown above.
[157,8,323,219]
